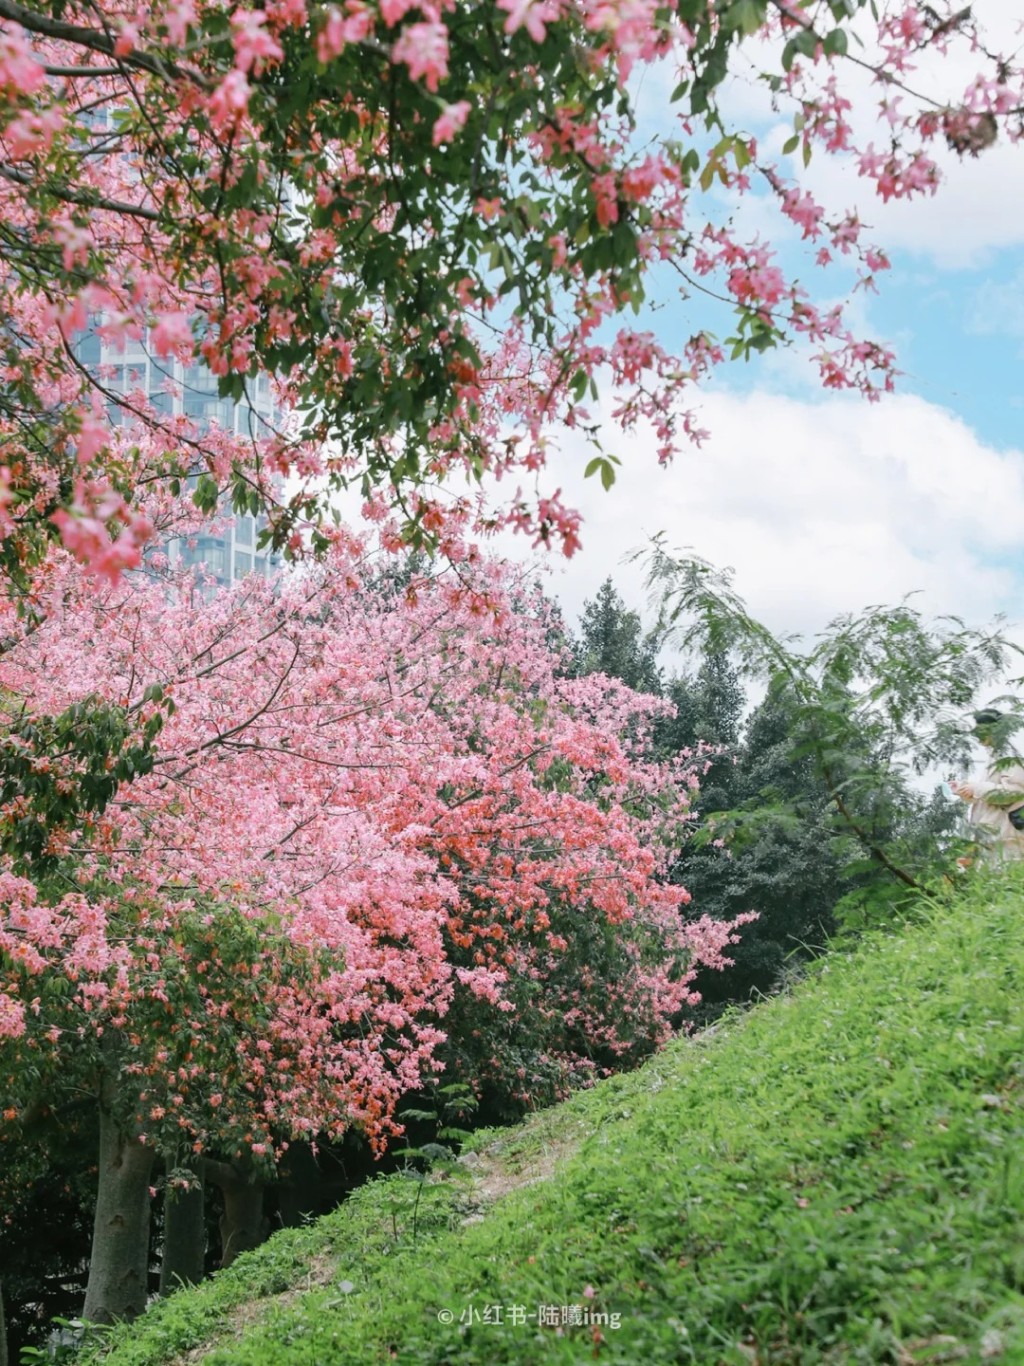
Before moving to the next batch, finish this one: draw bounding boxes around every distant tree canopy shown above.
[572,579,663,696]
[570,567,1005,1012]
[571,580,839,1007]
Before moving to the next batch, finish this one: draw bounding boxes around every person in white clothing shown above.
[951,708,1024,861]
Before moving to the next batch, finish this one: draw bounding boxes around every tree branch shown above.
[0,162,162,221]
[0,0,210,88]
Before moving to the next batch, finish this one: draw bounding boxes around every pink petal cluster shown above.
[391,22,448,92]
[0,547,752,1152]
[432,100,471,147]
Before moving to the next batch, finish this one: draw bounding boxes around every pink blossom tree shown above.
[0,543,750,1321]
[0,0,1019,581]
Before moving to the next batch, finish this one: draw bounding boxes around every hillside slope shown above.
[88,869,1024,1366]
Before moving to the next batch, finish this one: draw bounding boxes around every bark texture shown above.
[159,1154,206,1295]
[1,1277,9,1366]
[82,1094,155,1324]
[206,1160,267,1268]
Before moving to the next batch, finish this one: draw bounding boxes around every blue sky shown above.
[517,0,1024,648]
[872,253,1022,452]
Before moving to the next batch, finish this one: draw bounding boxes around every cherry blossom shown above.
[0,0,1016,587]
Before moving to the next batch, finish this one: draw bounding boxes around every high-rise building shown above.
[78,328,282,587]
[69,104,284,588]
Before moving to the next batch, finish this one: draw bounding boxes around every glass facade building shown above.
[80,328,282,588]
[72,105,283,589]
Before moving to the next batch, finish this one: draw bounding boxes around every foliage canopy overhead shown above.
[0,0,1020,585]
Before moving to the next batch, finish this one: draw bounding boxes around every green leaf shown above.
[823,26,848,56]
[727,0,766,34]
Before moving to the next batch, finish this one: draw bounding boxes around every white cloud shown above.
[500,388,1024,643]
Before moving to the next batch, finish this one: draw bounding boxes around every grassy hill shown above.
[84,868,1024,1366]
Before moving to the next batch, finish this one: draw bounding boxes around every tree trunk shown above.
[206,1161,267,1268]
[82,1094,155,1324]
[0,1278,9,1366]
[159,1154,206,1295]
[276,1144,324,1228]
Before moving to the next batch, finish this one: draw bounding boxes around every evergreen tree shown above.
[573,580,663,694]
[659,652,745,810]
[572,591,838,1009]
[660,666,843,1011]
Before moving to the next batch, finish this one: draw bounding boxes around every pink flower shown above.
[379,0,417,25]
[0,466,15,537]
[498,0,560,42]
[432,100,471,146]
[51,481,154,585]
[54,220,91,272]
[0,992,25,1040]
[209,69,251,133]
[317,6,345,60]
[5,106,64,159]
[150,312,194,359]
[231,9,284,73]
[592,173,619,228]
[548,233,567,268]
[165,0,199,45]
[114,22,140,56]
[780,188,824,240]
[621,154,669,203]
[391,22,449,92]
[0,28,46,95]
[727,262,785,308]
[73,412,109,467]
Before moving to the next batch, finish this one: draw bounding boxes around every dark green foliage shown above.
[659,650,744,753]
[641,544,1020,927]
[658,651,745,811]
[656,661,842,1008]
[675,683,845,1007]
[570,579,662,694]
[0,694,167,872]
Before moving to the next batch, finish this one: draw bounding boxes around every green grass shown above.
[87,868,1024,1365]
